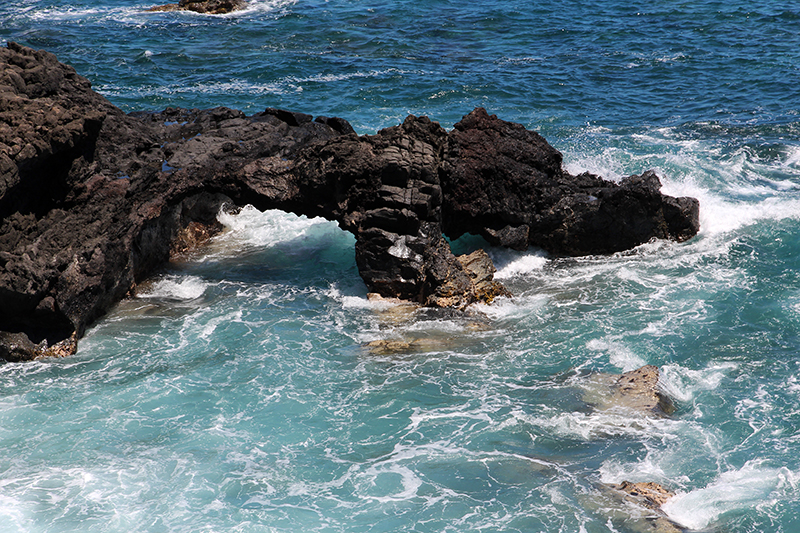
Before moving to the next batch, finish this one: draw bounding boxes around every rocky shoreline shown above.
[0,42,699,361]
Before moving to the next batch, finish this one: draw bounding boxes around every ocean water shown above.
[2,1,800,532]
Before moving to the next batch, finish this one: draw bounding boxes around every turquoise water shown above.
[2,1,800,532]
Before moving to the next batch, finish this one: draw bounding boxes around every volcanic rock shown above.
[0,43,700,361]
[455,249,511,305]
[148,0,246,14]
[442,108,699,255]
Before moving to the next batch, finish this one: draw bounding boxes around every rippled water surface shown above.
[2,1,800,532]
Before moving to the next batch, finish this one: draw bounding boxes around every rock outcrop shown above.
[592,481,685,533]
[583,365,676,417]
[441,109,699,254]
[148,0,246,15]
[612,481,675,510]
[0,43,700,361]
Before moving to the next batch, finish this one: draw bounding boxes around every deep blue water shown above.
[2,1,800,532]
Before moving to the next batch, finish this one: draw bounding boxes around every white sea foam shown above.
[0,494,31,532]
[27,6,109,22]
[288,68,415,85]
[784,145,800,168]
[599,455,673,486]
[658,362,738,404]
[99,68,413,102]
[23,0,297,23]
[662,462,799,530]
[97,79,300,100]
[326,286,374,310]
[221,0,297,17]
[136,275,209,300]
[563,148,626,183]
[209,206,350,257]
[521,407,685,442]
[492,249,549,280]
[195,310,244,339]
[466,293,545,325]
[358,464,423,502]
[586,338,647,372]
[695,194,800,237]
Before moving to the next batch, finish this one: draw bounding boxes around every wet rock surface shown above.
[0,43,700,361]
[584,365,676,417]
[613,480,676,510]
[442,108,699,255]
[148,0,247,15]
[591,481,685,533]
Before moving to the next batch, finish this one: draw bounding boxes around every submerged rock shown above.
[0,43,700,361]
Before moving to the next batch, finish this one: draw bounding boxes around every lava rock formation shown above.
[0,43,699,361]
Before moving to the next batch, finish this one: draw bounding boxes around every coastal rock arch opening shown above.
[169,202,361,293]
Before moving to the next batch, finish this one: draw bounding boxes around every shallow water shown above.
[2,1,800,532]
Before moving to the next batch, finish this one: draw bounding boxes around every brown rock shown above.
[613,480,676,510]
[457,249,512,304]
[613,365,676,416]
[584,365,676,416]
[38,331,78,358]
[147,4,179,11]
[579,480,684,533]
[604,481,684,533]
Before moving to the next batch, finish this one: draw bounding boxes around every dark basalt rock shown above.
[442,108,699,255]
[148,0,246,14]
[0,43,700,361]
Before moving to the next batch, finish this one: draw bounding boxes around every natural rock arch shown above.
[0,43,699,360]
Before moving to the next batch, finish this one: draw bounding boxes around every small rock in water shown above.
[366,292,420,325]
[456,249,513,304]
[148,0,246,14]
[581,481,685,533]
[583,365,676,417]
[612,480,676,510]
[169,220,223,260]
[364,338,443,355]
